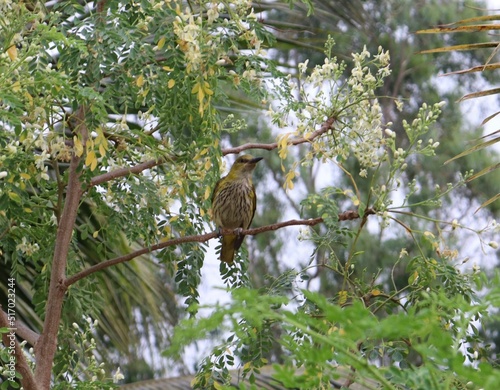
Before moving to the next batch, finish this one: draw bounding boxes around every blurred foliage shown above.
[418,12,500,211]
[0,0,499,388]
[167,273,500,389]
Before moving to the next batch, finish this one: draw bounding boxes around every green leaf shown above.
[445,136,500,164]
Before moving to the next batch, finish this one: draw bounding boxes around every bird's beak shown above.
[250,157,263,164]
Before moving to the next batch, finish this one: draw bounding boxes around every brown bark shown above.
[0,309,40,390]
[65,208,376,287]
[33,106,88,389]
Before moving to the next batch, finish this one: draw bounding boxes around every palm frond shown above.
[418,10,500,210]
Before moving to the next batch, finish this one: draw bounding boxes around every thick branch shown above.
[0,308,40,390]
[65,207,375,287]
[34,106,88,389]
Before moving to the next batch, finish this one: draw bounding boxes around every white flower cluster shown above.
[172,1,263,74]
[402,102,445,144]
[2,137,54,181]
[271,45,392,175]
[341,47,391,170]
[348,98,385,169]
[15,130,72,180]
[485,219,500,250]
[16,236,40,256]
[0,0,13,13]
[307,57,343,87]
[206,2,219,24]
[173,11,204,72]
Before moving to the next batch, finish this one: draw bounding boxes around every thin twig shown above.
[223,115,336,155]
[86,115,336,189]
[88,158,166,188]
[0,221,14,240]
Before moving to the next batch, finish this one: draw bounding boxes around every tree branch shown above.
[89,158,166,188]
[34,105,88,389]
[85,115,337,188]
[0,222,12,240]
[65,207,375,287]
[222,115,336,155]
[0,309,40,346]
[0,308,40,390]
[65,232,219,286]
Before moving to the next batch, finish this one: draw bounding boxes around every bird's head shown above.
[227,154,263,177]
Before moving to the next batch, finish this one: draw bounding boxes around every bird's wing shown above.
[248,182,257,229]
[234,182,257,251]
[211,177,223,205]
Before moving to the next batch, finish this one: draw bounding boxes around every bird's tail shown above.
[220,234,237,263]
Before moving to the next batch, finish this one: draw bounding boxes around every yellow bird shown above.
[211,155,263,263]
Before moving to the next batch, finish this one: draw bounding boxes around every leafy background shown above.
[0,0,500,388]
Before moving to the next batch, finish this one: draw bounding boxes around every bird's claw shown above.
[215,227,243,238]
